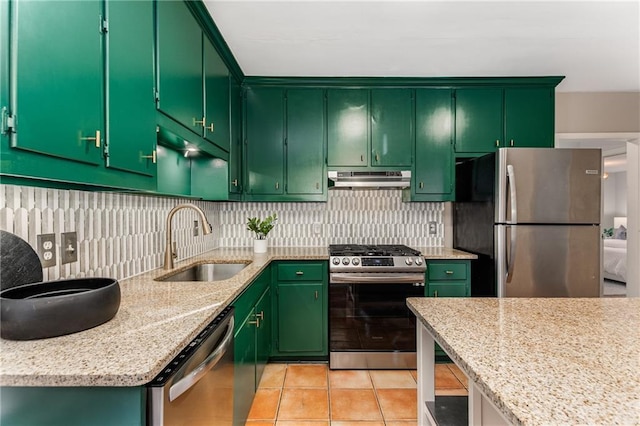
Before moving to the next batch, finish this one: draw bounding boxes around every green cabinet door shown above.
[370,89,413,167]
[228,76,242,194]
[427,283,469,297]
[245,87,284,195]
[203,37,230,151]
[454,88,503,154]
[106,0,156,177]
[277,283,324,353]
[12,0,103,165]
[327,89,368,167]
[286,88,325,195]
[234,312,258,426]
[414,88,454,198]
[505,87,554,148]
[157,0,202,134]
[255,287,271,386]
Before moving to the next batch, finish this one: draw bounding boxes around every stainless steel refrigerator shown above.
[454,148,602,297]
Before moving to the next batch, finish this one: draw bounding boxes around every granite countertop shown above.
[407,297,640,425]
[0,246,473,387]
[417,247,477,259]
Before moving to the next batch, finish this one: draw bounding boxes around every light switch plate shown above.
[428,222,437,235]
[37,233,57,267]
[61,232,78,264]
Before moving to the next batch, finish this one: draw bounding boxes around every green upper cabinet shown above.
[157,0,202,135]
[286,88,325,196]
[454,85,556,155]
[203,36,230,152]
[1,0,155,190]
[404,88,454,202]
[504,87,554,148]
[245,87,285,195]
[10,0,104,165]
[106,0,156,177]
[370,89,413,167]
[229,75,243,196]
[327,88,369,167]
[454,88,503,154]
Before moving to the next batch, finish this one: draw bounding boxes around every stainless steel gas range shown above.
[329,244,426,369]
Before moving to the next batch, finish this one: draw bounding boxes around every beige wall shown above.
[555,92,640,133]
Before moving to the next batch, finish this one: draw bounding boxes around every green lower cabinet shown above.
[233,267,271,425]
[0,387,145,425]
[425,260,471,361]
[272,261,328,358]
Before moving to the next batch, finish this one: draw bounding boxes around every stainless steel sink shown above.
[157,263,248,282]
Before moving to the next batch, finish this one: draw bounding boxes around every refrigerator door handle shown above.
[506,164,517,224]
[506,225,517,283]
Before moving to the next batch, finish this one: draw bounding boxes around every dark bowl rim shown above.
[0,277,119,300]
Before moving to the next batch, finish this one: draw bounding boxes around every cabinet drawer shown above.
[427,282,469,297]
[277,263,324,281]
[427,262,467,281]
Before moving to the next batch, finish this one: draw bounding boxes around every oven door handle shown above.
[168,317,234,402]
[330,273,425,284]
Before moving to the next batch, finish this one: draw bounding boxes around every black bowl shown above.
[0,278,121,340]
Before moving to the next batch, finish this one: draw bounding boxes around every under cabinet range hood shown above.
[328,170,411,189]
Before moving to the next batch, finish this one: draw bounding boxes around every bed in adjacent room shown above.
[603,217,627,283]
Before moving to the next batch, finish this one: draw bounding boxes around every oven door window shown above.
[329,282,423,352]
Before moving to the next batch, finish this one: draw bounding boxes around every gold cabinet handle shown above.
[360,154,365,162]
[193,117,205,127]
[510,139,514,147]
[316,182,320,190]
[315,290,318,300]
[141,150,157,164]
[434,290,438,297]
[206,122,214,132]
[256,311,264,320]
[495,139,500,147]
[419,182,424,189]
[81,130,101,148]
[275,182,279,190]
[445,270,454,275]
[248,319,260,328]
[375,153,380,163]
[295,271,304,275]
[232,179,238,187]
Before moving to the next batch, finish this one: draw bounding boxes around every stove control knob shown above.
[342,257,350,265]
[405,258,414,265]
[332,257,341,265]
[351,257,360,266]
[415,257,424,266]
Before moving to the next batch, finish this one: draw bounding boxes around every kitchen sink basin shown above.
[0,278,121,340]
[157,263,248,282]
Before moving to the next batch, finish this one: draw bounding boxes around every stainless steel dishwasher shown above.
[147,306,234,425]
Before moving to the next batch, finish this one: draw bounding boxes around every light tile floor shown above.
[246,363,468,425]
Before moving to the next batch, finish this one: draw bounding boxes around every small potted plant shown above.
[247,213,277,253]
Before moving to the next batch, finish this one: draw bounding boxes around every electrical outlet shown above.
[193,220,199,237]
[428,222,437,235]
[313,223,321,235]
[37,233,57,267]
[61,232,78,264]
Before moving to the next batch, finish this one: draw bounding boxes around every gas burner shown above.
[329,244,421,257]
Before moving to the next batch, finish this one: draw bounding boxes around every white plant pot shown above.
[253,239,268,253]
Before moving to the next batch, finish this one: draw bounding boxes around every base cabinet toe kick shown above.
[416,324,510,426]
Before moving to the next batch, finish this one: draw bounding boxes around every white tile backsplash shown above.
[0,184,444,281]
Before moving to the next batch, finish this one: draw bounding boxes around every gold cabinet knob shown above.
[141,150,157,164]
[495,139,500,147]
[232,179,238,187]
[193,117,205,127]
[80,130,101,148]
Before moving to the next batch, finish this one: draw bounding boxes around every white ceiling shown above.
[204,1,640,92]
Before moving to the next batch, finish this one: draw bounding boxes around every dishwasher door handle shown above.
[169,316,234,402]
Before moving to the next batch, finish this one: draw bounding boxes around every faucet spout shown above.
[164,203,212,270]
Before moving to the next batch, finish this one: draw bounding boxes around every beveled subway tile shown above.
[277,388,328,420]
[369,370,416,389]
[329,388,382,421]
[328,370,373,389]
[376,388,417,421]
[284,364,327,388]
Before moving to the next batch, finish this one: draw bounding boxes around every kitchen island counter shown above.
[407,297,640,425]
[1,246,474,387]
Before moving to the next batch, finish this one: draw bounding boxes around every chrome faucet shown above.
[164,203,212,270]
